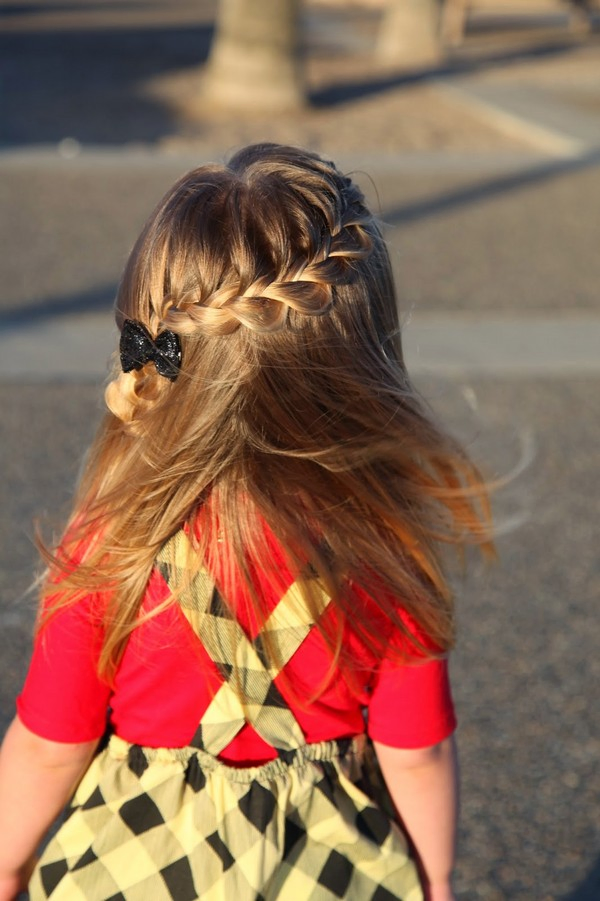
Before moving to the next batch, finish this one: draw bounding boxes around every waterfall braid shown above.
[40,143,493,687]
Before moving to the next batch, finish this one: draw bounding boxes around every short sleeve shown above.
[16,595,112,743]
[348,586,457,749]
[367,654,456,749]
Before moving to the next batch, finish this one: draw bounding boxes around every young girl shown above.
[0,144,490,901]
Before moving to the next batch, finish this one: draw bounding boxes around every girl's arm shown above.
[373,734,459,901]
[0,716,98,901]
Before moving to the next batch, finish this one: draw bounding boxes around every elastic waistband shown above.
[107,734,366,784]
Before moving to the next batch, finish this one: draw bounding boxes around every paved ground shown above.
[0,2,599,899]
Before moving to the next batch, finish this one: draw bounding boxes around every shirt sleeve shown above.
[364,598,457,749]
[367,654,456,749]
[16,595,112,743]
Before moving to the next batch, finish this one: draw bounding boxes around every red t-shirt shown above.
[17,535,456,763]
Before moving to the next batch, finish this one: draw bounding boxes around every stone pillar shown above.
[377,0,443,67]
[203,0,305,111]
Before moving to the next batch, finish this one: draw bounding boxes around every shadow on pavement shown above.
[563,855,600,900]
[310,35,600,108]
[0,284,117,325]
[0,1,144,15]
[382,149,600,225]
[465,8,599,35]
[0,21,214,145]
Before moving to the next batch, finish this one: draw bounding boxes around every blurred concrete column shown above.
[568,0,594,33]
[203,0,304,111]
[440,0,468,46]
[377,0,443,67]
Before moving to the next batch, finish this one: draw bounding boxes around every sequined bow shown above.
[119,319,182,382]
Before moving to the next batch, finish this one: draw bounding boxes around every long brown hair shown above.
[40,143,492,685]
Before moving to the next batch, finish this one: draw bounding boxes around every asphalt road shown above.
[0,2,599,899]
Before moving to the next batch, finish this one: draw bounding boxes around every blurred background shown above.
[0,1,599,898]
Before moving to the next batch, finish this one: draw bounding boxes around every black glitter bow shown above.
[119,319,182,382]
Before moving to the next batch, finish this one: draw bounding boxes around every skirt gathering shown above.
[29,734,423,901]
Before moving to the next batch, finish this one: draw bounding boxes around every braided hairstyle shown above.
[106,145,376,427]
[43,144,492,684]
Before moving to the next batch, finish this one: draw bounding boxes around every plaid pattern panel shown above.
[29,736,423,901]
[29,528,423,899]
[156,530,332,755]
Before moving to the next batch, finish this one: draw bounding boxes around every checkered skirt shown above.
[29,735,423,900]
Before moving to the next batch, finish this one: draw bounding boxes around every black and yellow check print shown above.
[156,529,331,756]
[29,528,423,901]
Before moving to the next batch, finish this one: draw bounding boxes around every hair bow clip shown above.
[119,319,182,382]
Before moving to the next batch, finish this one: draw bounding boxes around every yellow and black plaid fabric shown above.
[155,530,329,756]
[29,529,423,900]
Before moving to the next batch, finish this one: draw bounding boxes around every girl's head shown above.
[106,143,402,432]
[44,144,492,683]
